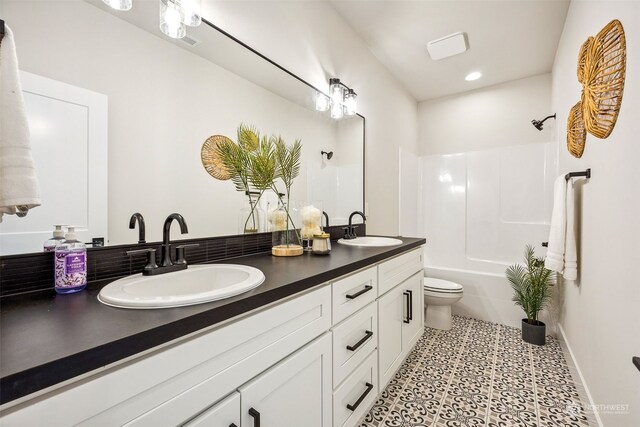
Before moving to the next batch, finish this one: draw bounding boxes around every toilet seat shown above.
[423,278,463,294]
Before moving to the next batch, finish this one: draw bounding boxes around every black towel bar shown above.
[565,168,591,180]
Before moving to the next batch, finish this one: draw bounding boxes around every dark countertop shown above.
[0,236,425,406]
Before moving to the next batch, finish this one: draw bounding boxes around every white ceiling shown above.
[330,0,570,101]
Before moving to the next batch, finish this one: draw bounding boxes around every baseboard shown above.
[557,323,603,427]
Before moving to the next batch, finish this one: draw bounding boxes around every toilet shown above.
[423,278,464,330]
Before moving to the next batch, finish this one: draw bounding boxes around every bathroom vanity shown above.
[0,238,425,427]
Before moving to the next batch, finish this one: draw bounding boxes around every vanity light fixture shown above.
[317,78,358,119]
[159,0,202,39]
[102,0,132,11]
[465,71,482,81]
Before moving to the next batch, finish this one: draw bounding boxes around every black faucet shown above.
[161,213,189,267]
[129,213,146,244]
[127,213,198,276]
[344,211,366,240]
[322,211,330,228]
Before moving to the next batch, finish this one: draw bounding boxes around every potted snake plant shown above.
[506,245,555,345]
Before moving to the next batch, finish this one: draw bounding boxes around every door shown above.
[401,272,423,353]
[240,333,332,427]
[183,392,240,427]
[377,285,404,388]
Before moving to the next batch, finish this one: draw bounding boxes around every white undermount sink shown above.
[98,264,265,309]
[338,236,403,247]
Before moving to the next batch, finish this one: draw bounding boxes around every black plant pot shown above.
[521,319,546,346]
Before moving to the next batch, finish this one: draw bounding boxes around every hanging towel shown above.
[545,175,580,280]
[0,24,40,222]
[545,175,567,274]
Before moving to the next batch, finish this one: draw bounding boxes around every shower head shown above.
[321,151,333,160]
[531,114,556,131]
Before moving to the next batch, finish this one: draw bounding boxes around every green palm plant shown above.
[273,136,302,245]
[506,245,555,324]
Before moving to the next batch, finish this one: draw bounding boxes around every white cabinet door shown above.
[401,272,423,353]
[183,392,240,427]
[377,285,404,388]
[240,333,332,427]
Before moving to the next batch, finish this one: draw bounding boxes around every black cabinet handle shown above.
[230,424,238,427]
[407,289,413,321]
[248,408,260,427]
[346,285,373,300]
[403,291,410,324]
[346,330,373,351]
[346,382,374,411]
[633,356,640,372]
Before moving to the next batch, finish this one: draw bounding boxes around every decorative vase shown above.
[239,191,265,234]
[521,319,546,346]
[271,199,302,256]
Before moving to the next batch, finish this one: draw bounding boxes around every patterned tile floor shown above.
[361,316,592,427]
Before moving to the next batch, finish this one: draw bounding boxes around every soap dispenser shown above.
[54,226,87,294]
[44,225,66,252]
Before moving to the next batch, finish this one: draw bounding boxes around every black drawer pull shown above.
[403,291,410,324]
[346,382,374,411]
[248,408,260,427]
[346,330,373,351]
[230,424,238,427]
[346,285,373,300]
[407,289,413,321]
[633,356,640,372]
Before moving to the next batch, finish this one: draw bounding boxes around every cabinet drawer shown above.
[333,350,378,427]
[332,302,377,387]
[183,392,239,427]
[332,267,377,324]
[378,248,423,296]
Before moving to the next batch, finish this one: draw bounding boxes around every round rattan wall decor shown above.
[577,36,593,84]
[581,19,626,139]
[567,102,586,158]
[201,135,232,180]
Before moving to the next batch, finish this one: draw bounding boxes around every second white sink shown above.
[338,236,403,247]
[98,264,265,309]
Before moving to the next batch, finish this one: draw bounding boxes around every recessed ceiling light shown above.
[465,71,482,81]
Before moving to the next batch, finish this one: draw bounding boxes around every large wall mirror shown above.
[0,0,365,255]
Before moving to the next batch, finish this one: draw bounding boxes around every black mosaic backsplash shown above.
[0,224,363,298]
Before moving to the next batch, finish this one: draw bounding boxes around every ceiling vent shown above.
[427,32,469,61]
[180,34,201,47]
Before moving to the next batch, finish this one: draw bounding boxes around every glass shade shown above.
[180,0,202,27]
[330,100,344,119]
[344,89,357,116]
[315,92,330,112]
[160,0,186,39]
[102,0,132,11]
[329,78,343,107]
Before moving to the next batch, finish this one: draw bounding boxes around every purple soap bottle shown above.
[54,226,87,294]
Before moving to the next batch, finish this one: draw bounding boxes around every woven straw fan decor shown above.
[580,19,626,139]
[567,101,586,158]
[201,135,232,180]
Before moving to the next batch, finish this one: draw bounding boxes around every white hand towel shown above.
[545,175,567,274]
[0,25,41,222]
[563,179,578,280]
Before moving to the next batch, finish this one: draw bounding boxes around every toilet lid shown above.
[423,278,463,293]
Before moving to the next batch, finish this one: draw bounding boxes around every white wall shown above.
[418,74,553,156]
[551,2,640,425]
[205,1,419,235]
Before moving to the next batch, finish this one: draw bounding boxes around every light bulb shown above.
[160,0,186,39]
[315,92,330,112]
[329,78,343,106]
[344,89,357,116]
[102,0,132,11]
[330,101,343,119]
[180,0,201,27]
